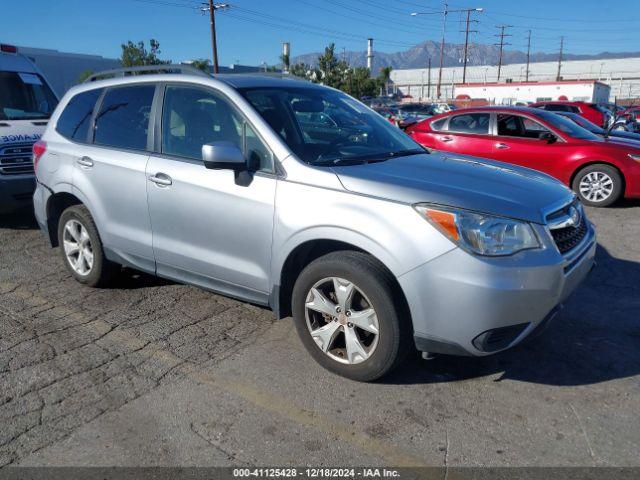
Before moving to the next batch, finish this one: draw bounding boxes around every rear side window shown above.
[544,104,569,112]
[56,89,102,142]
[94,85,155,151]
[430,117,447,131]
[446,113,490,134]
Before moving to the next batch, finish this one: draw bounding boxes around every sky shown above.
[2,0,640,67]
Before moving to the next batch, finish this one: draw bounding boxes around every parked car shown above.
[407,106,640,206]
[530,101,610,128]
[34,68,595,381]
[611,108,640,133]
[556,111,640,143]
[373,106,421,130]
[398,103,437,120]
[0,43,59,214]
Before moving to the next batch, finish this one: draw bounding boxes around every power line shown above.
[494,25,512,81]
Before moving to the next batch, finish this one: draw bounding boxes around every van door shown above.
[72,84,156,272]
[145,84,276,303]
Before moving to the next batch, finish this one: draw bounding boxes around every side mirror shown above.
[202,142,246,171]
[539,131,557,144]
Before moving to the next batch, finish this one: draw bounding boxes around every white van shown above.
[0,43,59,214]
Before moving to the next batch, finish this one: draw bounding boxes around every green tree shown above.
[289,63,314,80]
[77,69,94,83]
[190,58,211,73]
[280,52,290,72]
[120,39,170,67]
[317,43,348,89]
[378,66,392,95]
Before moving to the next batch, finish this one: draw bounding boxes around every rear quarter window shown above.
[430,117,447,131]
[56,89,103,142]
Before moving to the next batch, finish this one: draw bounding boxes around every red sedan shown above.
[530,101,610,128]
[406,107,640,206]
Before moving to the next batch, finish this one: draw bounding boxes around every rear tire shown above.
[292,251,410,382]
[57,205,119,287]
[572,164,623,207]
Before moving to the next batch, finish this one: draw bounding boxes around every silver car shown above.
[33,67,596,381]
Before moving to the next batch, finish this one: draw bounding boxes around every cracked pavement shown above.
[1,203,639,467]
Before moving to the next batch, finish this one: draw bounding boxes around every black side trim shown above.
[414,335,472,356]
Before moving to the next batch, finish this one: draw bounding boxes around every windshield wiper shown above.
[311,148,426,167]
[384,148,426,158]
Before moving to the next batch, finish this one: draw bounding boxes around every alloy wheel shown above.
[579,171,614,203]
[304,277,379,365]
[62,219,94,276]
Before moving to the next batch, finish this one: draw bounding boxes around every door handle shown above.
[440,136,453,142]
[77,156,94,168]
[496,143,510,150]
[148,173,172,187]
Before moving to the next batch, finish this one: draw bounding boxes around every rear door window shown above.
[56,89,103,142]
[94,85,155,151]
[446,113,490,134]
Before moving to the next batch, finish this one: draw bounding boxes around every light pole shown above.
[411,5,482,97]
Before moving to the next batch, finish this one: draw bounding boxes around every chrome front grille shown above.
[547,200,588,255]
[0,143,34,175]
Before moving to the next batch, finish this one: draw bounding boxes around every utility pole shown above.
[411,4,482,98]
[202,2,229,74]
[525,30,531,82]
[436,1,448,98]
[556,36,564,81]
[427,57,432,99]
[461,8,483,84]
[494,25,512,82]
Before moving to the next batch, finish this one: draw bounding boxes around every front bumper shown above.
[400,221,596,356]
[0,174,36,214]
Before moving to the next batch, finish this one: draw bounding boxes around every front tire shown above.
[572,164,623,207]
[292,251,409,382]
[57,205,119,287]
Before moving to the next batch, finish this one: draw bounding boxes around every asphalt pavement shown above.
[1,202,638,467]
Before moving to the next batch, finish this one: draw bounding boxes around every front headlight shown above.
[414,204,540,256]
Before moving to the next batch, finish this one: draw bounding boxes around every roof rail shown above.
[83,64,209,83]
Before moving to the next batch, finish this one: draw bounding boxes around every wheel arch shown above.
[570,160,626,196]
[274,237,411,325]
[46,191,84,247]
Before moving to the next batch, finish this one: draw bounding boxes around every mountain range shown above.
[291,40,640,71]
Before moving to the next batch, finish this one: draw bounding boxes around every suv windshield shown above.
[239,86,424,165]
[536,110,599,140]
[0,71,58,120]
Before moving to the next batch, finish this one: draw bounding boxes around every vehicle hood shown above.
[333,152,574,224]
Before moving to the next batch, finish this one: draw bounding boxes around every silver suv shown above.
[33,67,596,381]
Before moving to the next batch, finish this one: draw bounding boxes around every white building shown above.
[390,56,640,101]
[453,80,610,105]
